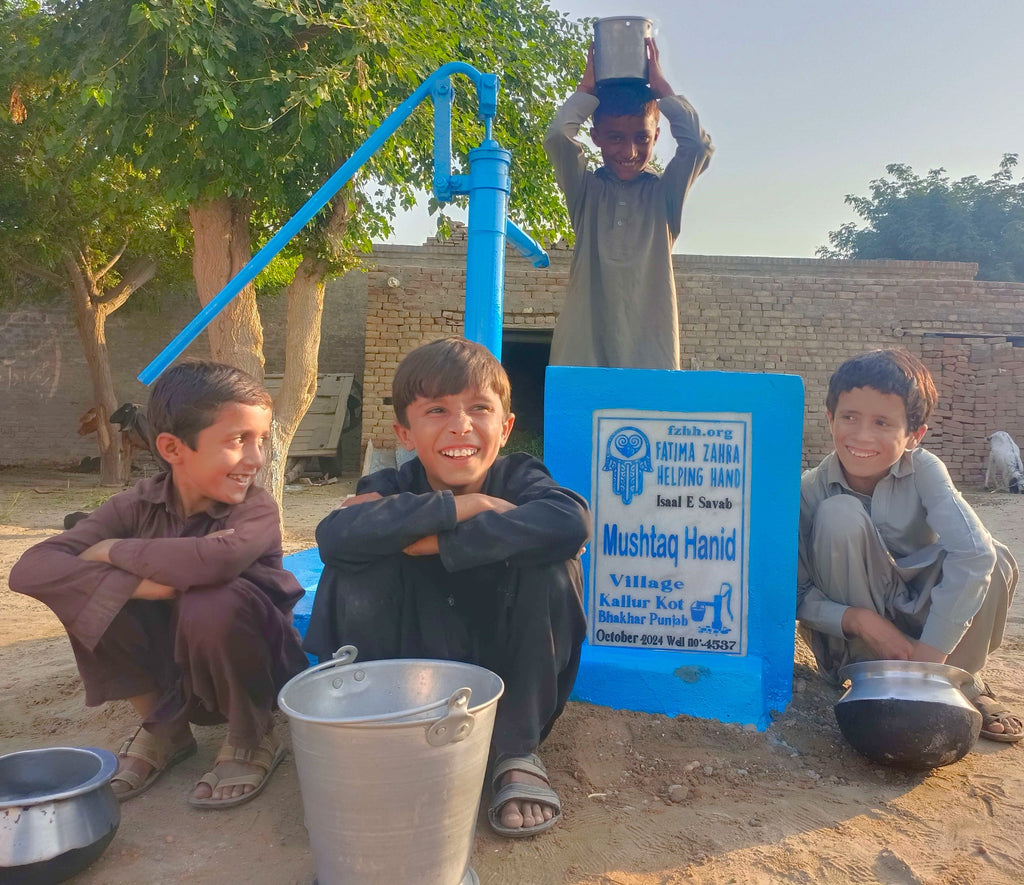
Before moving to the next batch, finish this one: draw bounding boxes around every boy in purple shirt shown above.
[9,361,308,806]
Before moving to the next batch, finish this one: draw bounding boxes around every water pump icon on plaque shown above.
[590,411,750,656]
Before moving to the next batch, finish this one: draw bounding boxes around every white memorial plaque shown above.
[589,411,751,655]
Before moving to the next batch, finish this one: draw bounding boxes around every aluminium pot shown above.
[593,17,654,86]
[0,746,120,884]
[834,660,982,769]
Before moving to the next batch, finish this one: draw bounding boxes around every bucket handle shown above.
[308,646,478,730]
[426,687,476,746]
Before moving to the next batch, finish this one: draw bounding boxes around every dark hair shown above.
[147,360,273,462]
[392,337,511,427]
[825,349,937,432]
[593,82,659,125]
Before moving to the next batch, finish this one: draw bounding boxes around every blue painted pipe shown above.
[139,62,486,384]
[505,220,549,268]
[464,140,510,357]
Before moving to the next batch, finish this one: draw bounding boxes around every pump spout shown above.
[505,220,549,268]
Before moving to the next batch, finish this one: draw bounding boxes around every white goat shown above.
[985,431,1023,493]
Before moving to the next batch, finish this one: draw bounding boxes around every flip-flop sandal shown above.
[974,694,1024,743]
[487,752,562,838]
[112,726,198,802]
[189,727,286,810]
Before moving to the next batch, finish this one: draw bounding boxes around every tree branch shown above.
[13,259,66,287]
[94,256,157,311]
[95,234,130,282]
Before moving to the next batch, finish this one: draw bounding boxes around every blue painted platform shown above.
[544,367,804,729]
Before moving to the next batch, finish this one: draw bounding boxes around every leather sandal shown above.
[487,752,562,838]
[974,692,1024,743]
[188,727,286,809]
[112,726,197,802]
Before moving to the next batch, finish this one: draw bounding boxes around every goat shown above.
[985,431,1023,494]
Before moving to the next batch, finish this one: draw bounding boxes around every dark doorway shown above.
[501,329,552,446]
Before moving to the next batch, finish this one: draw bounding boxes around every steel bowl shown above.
[834,660,982,769]
[0,746,120,884]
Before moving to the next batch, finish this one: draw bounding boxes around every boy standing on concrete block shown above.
[545,38,713,370]
[305,337,591,836]
[797,349,1021,741]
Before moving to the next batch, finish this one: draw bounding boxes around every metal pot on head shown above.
[0,746,120,884]
[834,661,982,769]
[593,17,654,86]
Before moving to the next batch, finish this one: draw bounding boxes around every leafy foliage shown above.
[28,0,588,265]
[818,154,1024,282]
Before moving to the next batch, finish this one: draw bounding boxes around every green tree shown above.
[1,1,187,484]
[818,154,1024,282]
[13,0,588,505]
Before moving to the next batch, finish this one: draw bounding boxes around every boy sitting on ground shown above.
[304,337,591,837]
[9,360,309,806]
[544,38,713,370]
[797,349,1021,741]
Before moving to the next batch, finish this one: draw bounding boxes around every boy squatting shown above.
[304,337,591,837]
[9,361,309,806]
[797,349,1022,741]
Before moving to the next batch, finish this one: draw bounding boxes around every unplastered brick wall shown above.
[0,272,366,467]
[362,237,1024,486]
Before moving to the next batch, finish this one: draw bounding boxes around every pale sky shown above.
[387,0,1024,258]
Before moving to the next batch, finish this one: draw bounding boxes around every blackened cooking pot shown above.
[0,746,120,884]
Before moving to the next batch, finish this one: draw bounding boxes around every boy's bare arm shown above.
[841,607,948,663]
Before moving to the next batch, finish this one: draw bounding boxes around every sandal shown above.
[112,726,197,802]
[974,692,1024,743]
[487,752,562,838]
[188,727,286,809]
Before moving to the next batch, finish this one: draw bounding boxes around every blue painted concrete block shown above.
[282,547,322,664]
[544,367,804,729]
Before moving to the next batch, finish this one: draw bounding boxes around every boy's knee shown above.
[812,495,873,546]
[177,581,254,643]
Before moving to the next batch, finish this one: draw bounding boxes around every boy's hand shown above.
[646,37,674,99]
[579,43,596,95]
[909,640,948,665]
[79,538,119,564]
[454,493,516,522]
[403,535,440,556]
[131,578,177,600]
[335,491,383,511]
[842,607,916,660]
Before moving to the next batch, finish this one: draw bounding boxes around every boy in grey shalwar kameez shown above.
[797,349,1021,742]
[544,38,713,370]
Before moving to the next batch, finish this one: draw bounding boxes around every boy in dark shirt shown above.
[9,361,308,806]
[304,337,591,837]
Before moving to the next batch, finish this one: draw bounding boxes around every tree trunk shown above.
[64,254,124,485]
[189,199,265,380]
[262,255,327,510]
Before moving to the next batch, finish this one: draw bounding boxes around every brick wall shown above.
[3,241,1021,486]
[0,273,365,467]
[361,235,1024,486]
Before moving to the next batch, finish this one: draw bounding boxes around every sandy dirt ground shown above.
[2,466,1022,885]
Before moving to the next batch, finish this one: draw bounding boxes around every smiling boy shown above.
[305,337,591,836]
[544,38,713,370]
[9,361,309,806]
[797,350,1021,741]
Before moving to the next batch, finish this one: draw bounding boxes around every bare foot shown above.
[497,769,556,831]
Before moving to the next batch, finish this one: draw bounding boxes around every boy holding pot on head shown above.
[9,360,309,806]
[304,336,591,837]
[797,349,1021,741]
[545,37,713,370]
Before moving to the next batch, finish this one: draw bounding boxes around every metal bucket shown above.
[278,646,504,885]
[594,16,653,86]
